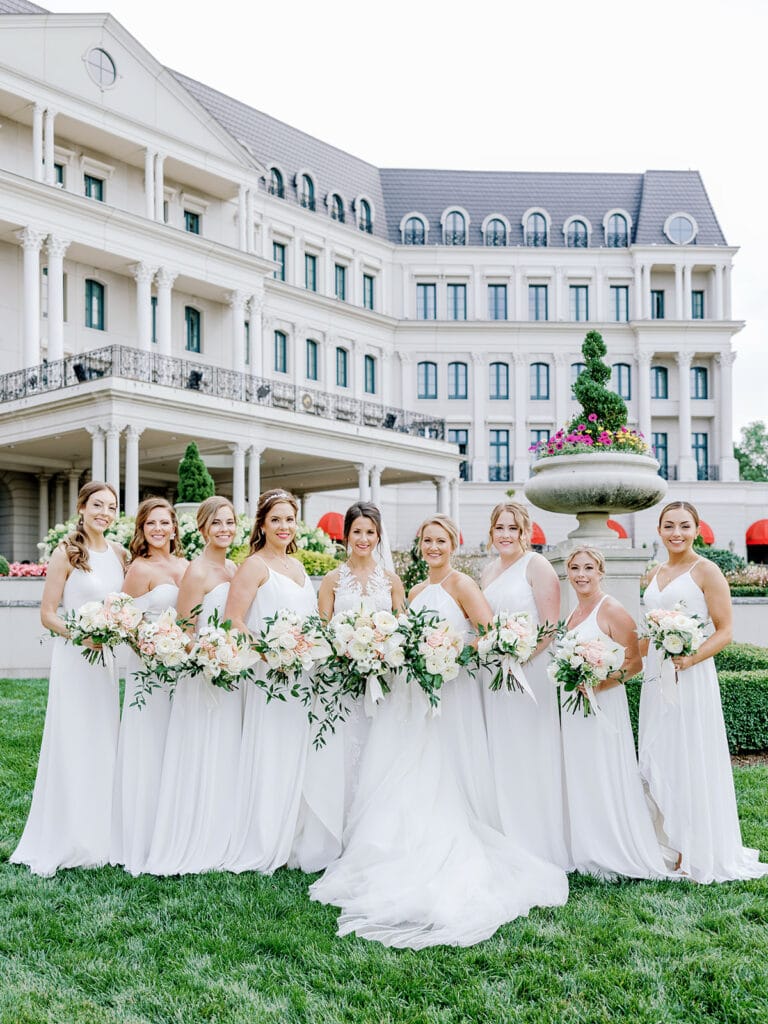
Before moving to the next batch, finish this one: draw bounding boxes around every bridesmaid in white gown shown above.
[111,498,188,875]
[560,546,671,880]
[481,501,570,869]
[293,502,405,871]
[144,496,240,876]
[311,514,568,948]
[640,500,768,882]
[224,489,316,874]
[11,482,126,876]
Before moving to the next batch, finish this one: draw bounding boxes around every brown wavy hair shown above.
[657,501,700,528]
[197,496,236,541]
[343,502,382,546]
[249,489,299,554]
[488,501,532,552]
[63,481,119,572]
[129,497,179,561]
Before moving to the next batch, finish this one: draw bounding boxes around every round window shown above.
[666,214,695,245]
[85,48,117,89]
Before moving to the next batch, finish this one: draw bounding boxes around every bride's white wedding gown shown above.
[310,579,568,949]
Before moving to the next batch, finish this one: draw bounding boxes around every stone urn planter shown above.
[524,452,668,541]
[174,502,200,519]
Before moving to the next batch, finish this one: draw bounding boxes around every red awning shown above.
[317,511,344,541]
[531,523,546,546]
[699,520,715,546]
[607,519,628,539]
[747,519,768,545]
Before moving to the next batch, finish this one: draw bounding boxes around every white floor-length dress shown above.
[290,563,388,872]
[560,595,670,880]
[640,566,768,882]
[482,554,571,869]
[110,582,178,875]
[11,546,124,876]
[225,568,315,874]
[144,582,242,875]
[310,581,568,949]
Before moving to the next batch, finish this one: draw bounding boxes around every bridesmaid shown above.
[560,546,670,879]
[11,481,126,876]
[144,496,241,875]
[480,502,570,869]
[296,502,405,871]
[640,500,768,882]
[111,497,188,875]
[224,489,316,874]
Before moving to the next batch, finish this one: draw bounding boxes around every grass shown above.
[1,678,768,1024]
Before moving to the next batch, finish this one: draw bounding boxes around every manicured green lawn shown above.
[1,678,767,1024]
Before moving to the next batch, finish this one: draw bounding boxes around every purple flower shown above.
[577,423,586,432]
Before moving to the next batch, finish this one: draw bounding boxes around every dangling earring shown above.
[347,543,352,556]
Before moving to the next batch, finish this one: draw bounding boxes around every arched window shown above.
[489,361,509,400]
[268,167,284,198]
[185,306,201,353]
[525,213,547,247]
[567,219,588,248]
[418,360,438,399]
[611,362,631,399]
[85,279,105,331]
[330,194,344,222]
[651,365,668,399]
[448,361,468,399]
[606,213,628,247]
[299,173,315,210]
[358,198,372,234]
[404,217,425,245]
[485,218,507,246]
[571,361,586,390]
[444,211,466,245]
[530,362,550,400]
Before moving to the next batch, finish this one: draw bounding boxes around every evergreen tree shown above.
[571,329,628,433]
[177,442,215,502]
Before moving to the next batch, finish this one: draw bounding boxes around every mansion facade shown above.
[0,0,763,560]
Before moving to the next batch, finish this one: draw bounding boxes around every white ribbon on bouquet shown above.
[645,643,679,706]
[578,681,617,734]
[501,654,537,705]
[363,674,386,718]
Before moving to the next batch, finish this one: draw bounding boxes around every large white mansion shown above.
[0,0,765,560]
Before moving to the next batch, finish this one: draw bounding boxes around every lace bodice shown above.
[334,563,392,614]
[62,546,124,613]
[483,553,538,622]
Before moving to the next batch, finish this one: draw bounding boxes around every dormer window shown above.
[299,173,315,211]
[403,216,426,245]
[330,193,344,222]
[566,219,588,248]
[358,198,373,233]
[485,218,507,246]
[605,212,629,247]
[525,212,548,247]
[665,213,697,245]
[444,210,466,245]
[268,167,284,198]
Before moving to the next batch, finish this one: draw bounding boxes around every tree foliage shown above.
[735,421,768,482]
[571,330,628,433]
[177,442,215,502]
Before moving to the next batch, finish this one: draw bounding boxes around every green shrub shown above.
[396,536,428,594]
[701,547,746,574]
[714,643,768,672]
[730,586,768,597]
[572,329,628,432]
[292,549,339,576]
[0,555,9,576]
[177,442,215,503]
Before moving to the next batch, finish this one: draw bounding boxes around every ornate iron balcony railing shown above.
[0,345,446,441]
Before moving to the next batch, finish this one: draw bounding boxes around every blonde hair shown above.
[657,500,700,528]
[418,513,460,551]
[565,546,606,575]
[63,481,118,573]
[249,489,299,554]
[197,496,236,540]
[129,497,179,561]
[488,501,531,551]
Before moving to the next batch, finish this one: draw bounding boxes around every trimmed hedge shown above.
[291,549,339,576]
[715,643,768,673]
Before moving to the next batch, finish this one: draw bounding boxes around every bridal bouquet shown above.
[130,608,192,707]
[64,591,143,666]
[251,609,333,703]
[640,601,706,701]
[548,630,625,717]
[188,609,259,690]
[396,606,465,711]
[477,611,552,698]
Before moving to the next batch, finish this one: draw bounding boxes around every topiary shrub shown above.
[177,442,215,503]
[701,547,747,574]
[571,329,629,432]
[0,555,9,576]
[291,549,339,576]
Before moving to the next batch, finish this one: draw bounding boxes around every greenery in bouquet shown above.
[251,610,332,705]
[397,606,468,710]
[530,330,651,459]
[176,441,215,503]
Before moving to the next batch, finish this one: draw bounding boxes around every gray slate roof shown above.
[0,0,47,12]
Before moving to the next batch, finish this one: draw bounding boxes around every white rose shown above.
[662,634,684,655]
[568,654,584,668]
[355,625,374,645]
[372,610,397,634]
[386,648,405,668]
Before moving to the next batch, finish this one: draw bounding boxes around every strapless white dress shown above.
[111,582,178,875]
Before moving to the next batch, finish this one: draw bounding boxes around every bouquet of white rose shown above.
[188,609,259,690]
[477,611,554,699]
[547,630,625,717]
[641,601,706,703]
[130,608,192,707]
[251,609,333,704]
[396,605,466,712]
[63,591,143,666]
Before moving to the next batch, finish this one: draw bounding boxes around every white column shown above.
[228,291,248,374]
[32,104,44,181]
[512,353,529,481]
[144,148,155,219]
[349,340,360,398]
[231,444,246,514]
[554,269,565,322]
[515,269,525,322]
[471,352,487,482]
[399,352,413,409]
[43,108,55,185]
[370,465,382,507]
[132,263,156,350]
[636,349,652,444]
[155,268,176,355]
[246,189,255,253]
[676,351,696,481]
[124,426,142,515]
[716,351,739,482]
[238,185,248,251]
[248,445,263,516]
[713,264,724,320]
[642,264,651,319]
[449,477,460,530]
[554,353,568,429]
[54,475,64,525]
[380,351,393,406]
[674,263,683,320]
[436,476,449,514]
[682,264,692,321]
[594,268,603,322]
[87,425,105,481]
[723,264,732,319]
[67,469,81,518]
[45,236,70,362]
[38,473,50,539]
[105,425,121,496]
[154,153,165,222]
[248,289,264,375]
[16,228,46,367]
[356,463,371,501]
[293,324,305,386]
[633,262,643,320]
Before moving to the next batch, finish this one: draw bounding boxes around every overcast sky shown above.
[45,0,768,437]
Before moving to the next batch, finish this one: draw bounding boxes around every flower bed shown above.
[8,562,47,577]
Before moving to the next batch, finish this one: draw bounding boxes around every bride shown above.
[310,513,568,949]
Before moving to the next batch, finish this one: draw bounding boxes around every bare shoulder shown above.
[528,551,557,579]
[123,557,152,585]
[600,594,634,629]
[320,566,342,588]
